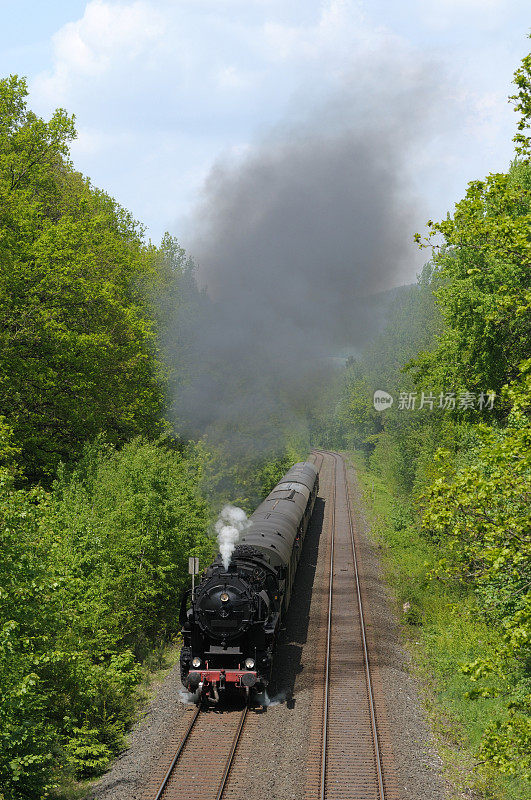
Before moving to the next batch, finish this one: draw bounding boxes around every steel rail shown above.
[153,704,201,800]
[313,449,386,800]
[215,704,249,800]
[319,451,336,800]
[340,453,386,800]
[152,701,248,800]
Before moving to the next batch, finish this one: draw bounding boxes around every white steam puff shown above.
[178,687,199,705]
[215,505,250,569]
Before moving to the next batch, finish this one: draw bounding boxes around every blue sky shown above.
[1,1,530,281]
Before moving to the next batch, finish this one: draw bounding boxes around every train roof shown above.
[277,461,319,489]
[237,461,319,565]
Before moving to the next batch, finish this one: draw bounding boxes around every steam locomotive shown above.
[179,461,319,702]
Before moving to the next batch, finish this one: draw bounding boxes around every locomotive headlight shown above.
[244,658,255,670]
[191,657,201,668]
[220,592,229,602]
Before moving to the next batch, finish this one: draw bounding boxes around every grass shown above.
[346,450,528,800]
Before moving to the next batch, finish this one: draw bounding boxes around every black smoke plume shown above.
[169,59,441,455]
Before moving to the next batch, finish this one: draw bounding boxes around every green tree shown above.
[510,38,531,159]
[409,46,531,783]
[411,42,531,407]
[0,76,164,482]
[412,167,531,406]
[47,437,212,655]
[421,363,531,781]
[0,438,213,795]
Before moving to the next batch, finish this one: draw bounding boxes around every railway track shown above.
[306,450,389,800]
[149,702,249,800]
[145,450,394,800]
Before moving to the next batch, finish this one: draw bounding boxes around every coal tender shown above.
[180,461,319,701]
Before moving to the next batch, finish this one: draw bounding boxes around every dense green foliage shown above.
[0,76,165,483]
[318,49,531,789]
[0,73,304,799]
[412,169,531,408]
[350,452,527,800]
[0,439,212,797]
[0,75,213,797]
[421,368,531,781]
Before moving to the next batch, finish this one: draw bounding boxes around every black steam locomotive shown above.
[180,461,319,701]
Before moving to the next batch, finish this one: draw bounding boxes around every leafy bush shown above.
[0,438,213,796]
[421,367,531,780]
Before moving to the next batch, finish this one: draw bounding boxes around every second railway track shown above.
[306,450,392,800]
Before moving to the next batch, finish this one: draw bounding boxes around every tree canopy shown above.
[0,75,164,482]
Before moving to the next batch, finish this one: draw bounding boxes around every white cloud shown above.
[263,0,376,63]
[33,0,164,102]
[430,0,503,8]
[70,126,135,157]
[216,65,252,90]
[464,89,515,157]
[24,0,530,243]
[415,0,508,31]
